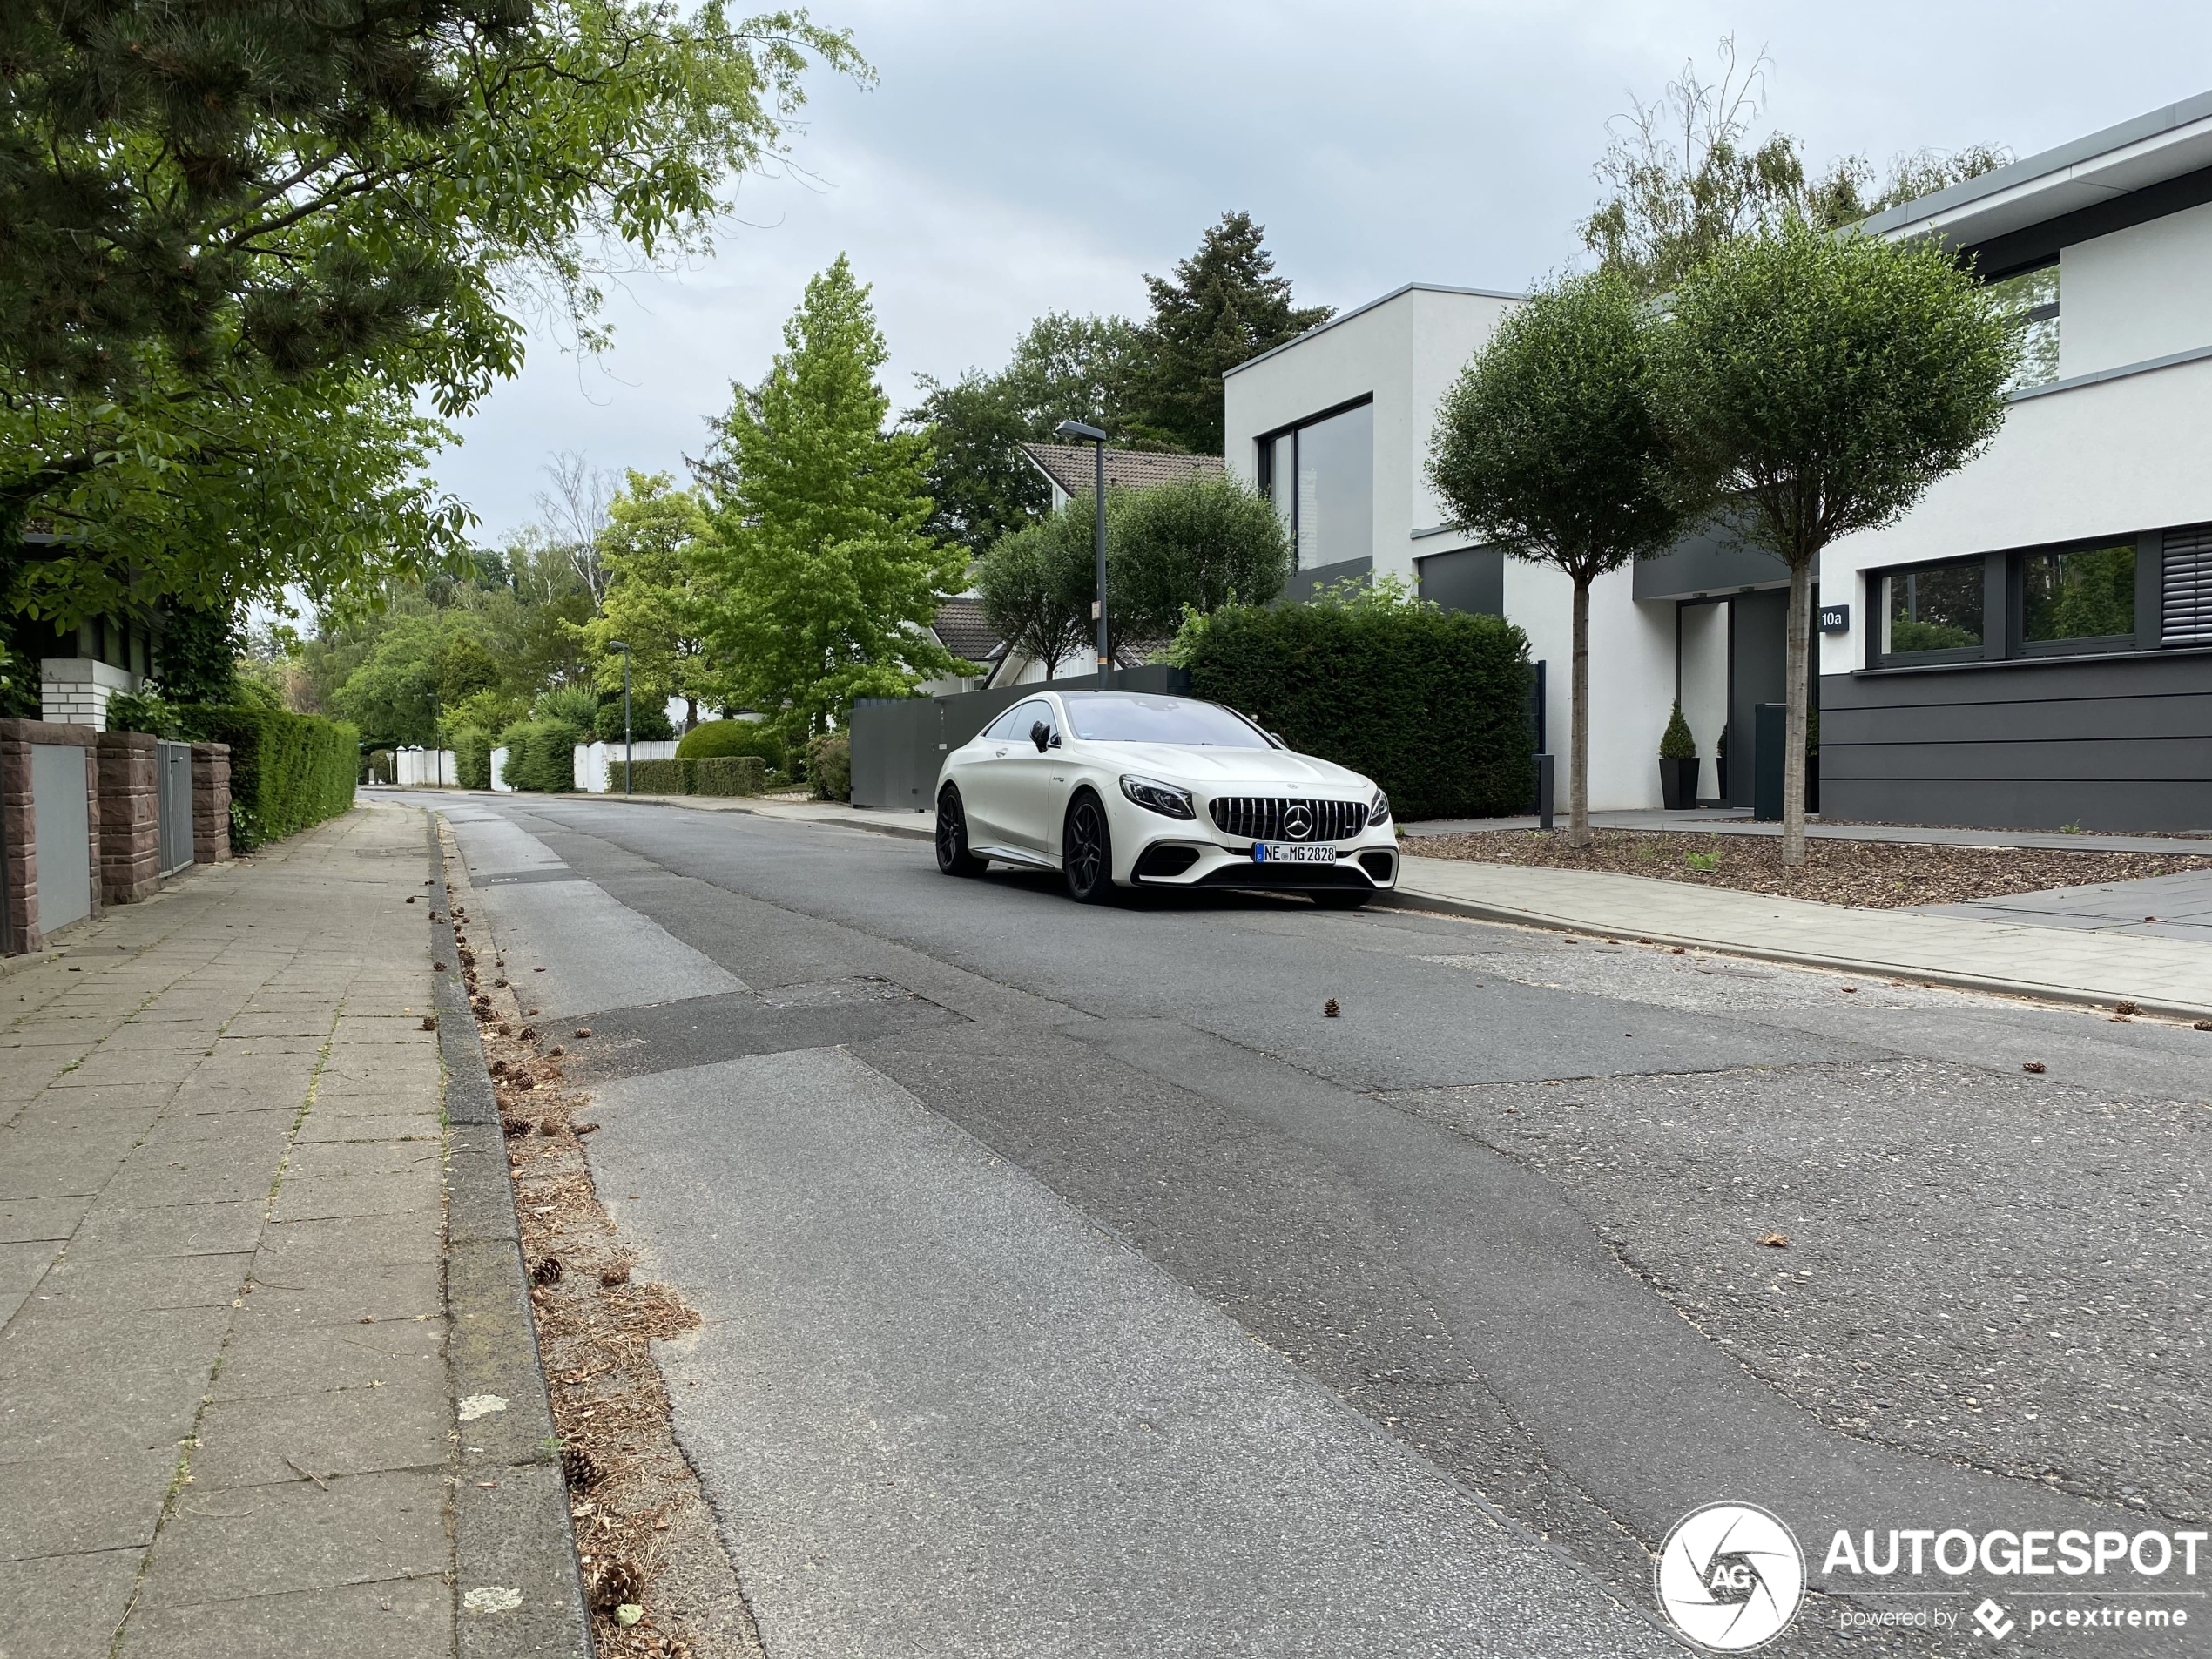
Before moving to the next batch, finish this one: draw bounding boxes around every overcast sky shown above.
[442,1,2212,543]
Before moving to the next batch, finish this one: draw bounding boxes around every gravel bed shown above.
[1412,827,2212,908]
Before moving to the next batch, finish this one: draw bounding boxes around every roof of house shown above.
[930,594,1004,666]
[1859,89,2212,250]
[1020,443,1224,497]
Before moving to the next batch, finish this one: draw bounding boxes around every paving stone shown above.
[35,1251,251,1313]
[242,1262,442,1328]
[281,1143,443,1184]
[253,1212,442,1281]
[0,1197,91,1245]
[267,1171,441,1225]
[191,1384,450,1491]
[211,1313,442,1401]
[134,1467,448,1605]
[119,1572,450,1658]
[293,1112,442,1144]
[0,1544,143,1659]
[0,1447,176,1561]
[64,1200,266,1262]
[101,1156,283,1211]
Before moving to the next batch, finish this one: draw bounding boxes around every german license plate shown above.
[1254,842,1336,865]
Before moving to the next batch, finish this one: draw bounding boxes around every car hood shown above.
[1079,742,1370,792]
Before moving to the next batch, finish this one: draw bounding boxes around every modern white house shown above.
[1221,91,2212,828]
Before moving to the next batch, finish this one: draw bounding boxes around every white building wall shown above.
[2057,200,2212,380]
[394,747,457,787]
[573,739,680,792]
[1501,561,1679,811]
[40,658,138,731]
[1819,353,2212,676]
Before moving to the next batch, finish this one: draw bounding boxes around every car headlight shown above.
[1120,775,1195,819]
[1369,788,1391,825]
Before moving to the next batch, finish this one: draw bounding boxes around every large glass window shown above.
[1882,559,1983,659]
[1988,263,2060,392]
[2020,543,2135,649]
[1259,401,1372,570]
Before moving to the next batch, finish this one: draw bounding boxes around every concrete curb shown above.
[430,818,597,1659]
[1377,885,2212,1024]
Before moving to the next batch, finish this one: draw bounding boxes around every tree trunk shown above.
[1782,558,1811,865]
[1569,573,1591,848]
[684,697,698,732]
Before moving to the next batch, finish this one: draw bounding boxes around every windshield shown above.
[1062,696,1271,748]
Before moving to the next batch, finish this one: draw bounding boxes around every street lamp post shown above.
[1055,420,1110,690]
[608,642,632,794]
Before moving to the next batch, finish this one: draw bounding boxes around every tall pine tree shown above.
[698,257,972,737]
[1131,212,1332,454]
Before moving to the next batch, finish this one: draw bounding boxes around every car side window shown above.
[983,700,1049,742]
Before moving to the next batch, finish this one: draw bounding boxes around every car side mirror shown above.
[1030,721,1051,752]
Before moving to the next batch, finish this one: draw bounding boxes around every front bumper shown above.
[1127,835,1399,891]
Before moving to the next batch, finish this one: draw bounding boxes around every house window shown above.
[1258,400,1372,570]
[1987,262,2060,392]
[1879,558,1984,663]
[2019,543,2135,653]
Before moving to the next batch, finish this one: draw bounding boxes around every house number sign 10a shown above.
[1818,604,1851,632]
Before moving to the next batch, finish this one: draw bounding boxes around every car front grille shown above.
[1207,795,1368,843]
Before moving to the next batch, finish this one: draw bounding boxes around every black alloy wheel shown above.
[936,786,985,876]
[1062,792,1116,904]
[1310,887,1372,909]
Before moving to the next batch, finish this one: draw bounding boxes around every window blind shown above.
[2161,526,2212,646]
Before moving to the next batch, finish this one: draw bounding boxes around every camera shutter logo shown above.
[1656,1502,1806,1650]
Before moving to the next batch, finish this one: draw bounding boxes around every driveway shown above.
[420,793,2209,1658]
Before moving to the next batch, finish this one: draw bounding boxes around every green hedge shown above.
[175,705,360,851]
[806,732,850,802]
[677,718,786,772]
[619,756,765,797]
[453,726,494,790]
[496,720,583,792]
[1182,604,1534,821]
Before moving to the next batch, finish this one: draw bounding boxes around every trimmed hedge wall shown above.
[621,756,766,797]
[806,732,850,802]
[453,727,494,791]
[496,720,583,792]
[175,705,359,851]
[1183,604,1534,821]
[677,718,786,772]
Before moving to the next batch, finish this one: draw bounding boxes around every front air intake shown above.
[1207,797,1368,843]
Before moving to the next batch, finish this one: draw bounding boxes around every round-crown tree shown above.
[1662,216,2018,863]
[1426,270,1693,846]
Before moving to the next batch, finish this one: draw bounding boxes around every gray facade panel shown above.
[1819,651,2212,830]
[1287,556,1374,603]
[1415,546,1505,615]
[1635,525,1791,603]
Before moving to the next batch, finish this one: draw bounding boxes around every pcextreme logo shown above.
[1656,1503,1808,1651]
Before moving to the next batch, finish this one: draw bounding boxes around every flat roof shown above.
[1860,89,2212,248]
[1222,281,1525,380]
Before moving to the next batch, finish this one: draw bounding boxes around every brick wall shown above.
[96,731,160,905]
[192,743,233,865]
[0,719,103,955]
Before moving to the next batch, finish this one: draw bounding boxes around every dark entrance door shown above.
[1727,590,1788,808]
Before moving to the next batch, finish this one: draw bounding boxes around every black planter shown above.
[1807,752,1819,815]
[1659,755,1700,811]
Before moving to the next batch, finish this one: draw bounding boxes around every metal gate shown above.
[156,739,194,875]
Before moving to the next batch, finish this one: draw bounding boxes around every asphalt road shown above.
[419,793,2209,1658]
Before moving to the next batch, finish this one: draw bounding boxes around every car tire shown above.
[935,786,986,876]
[1062,792,1118,904]
[1311,887,1372,909]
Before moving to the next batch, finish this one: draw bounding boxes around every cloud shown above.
[442,0,2212,541]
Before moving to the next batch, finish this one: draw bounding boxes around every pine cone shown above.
[502,1117,530,1138]
[600,1263,631,1287]
[538,1116,560,1136]
[512,1073,536,1091]
[562,1444,603,1491]
[489,1058,507,1076]
[519,1026,538,1042]
[532,1257,563,1286]
[496,1021,512,1035]
[586,1554,642,1609]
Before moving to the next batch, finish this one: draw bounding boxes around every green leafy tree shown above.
[698,257,972,737]
[1662,217,2018,862]
[1131,212,1332,454]
[1,0,864,631]
[573,471,722,726]
[972,508,1099,682]
[1427,271,1694,846]
[907,313,1150,555]
[1582,37,2007,296]
[1113,474,1290,641]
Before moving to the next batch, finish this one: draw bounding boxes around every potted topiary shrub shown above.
[1659,700,1700,810]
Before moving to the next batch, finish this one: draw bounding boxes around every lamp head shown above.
[1054,421,1108,443]
[608,640,630,652]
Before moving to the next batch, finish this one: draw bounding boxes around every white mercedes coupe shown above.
[933,690,1399,906]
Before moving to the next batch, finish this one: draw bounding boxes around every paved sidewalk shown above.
[1392,853,2212,1018]
[1,806,454,1657]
